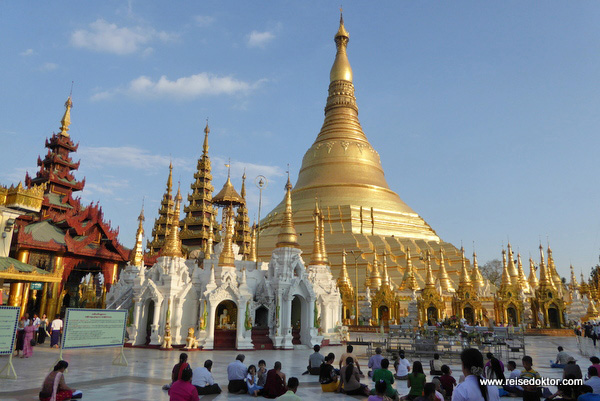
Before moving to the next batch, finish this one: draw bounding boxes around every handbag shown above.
[30,338,37,346]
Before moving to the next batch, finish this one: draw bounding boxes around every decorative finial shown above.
[203,118,210,155]
[276,172,299,248]
[226,158,231,179]
[59,88,74,137]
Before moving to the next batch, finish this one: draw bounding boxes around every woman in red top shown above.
[169,367,198,401]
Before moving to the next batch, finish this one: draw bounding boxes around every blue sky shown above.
[2,1,600,279]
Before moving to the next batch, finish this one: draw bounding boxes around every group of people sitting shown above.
[545,346,600,401]
[166,353,301,400]
[312,344,504,401]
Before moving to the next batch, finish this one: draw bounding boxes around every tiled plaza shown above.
[0,335,587,401]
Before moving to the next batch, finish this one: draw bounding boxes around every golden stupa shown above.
[257,14,466,289]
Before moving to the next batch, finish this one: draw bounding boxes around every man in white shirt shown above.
[227,354,247,394]
[192,359,221,395]
[503,360,523,396]
[585,366,600,394]
[50,315,63,348]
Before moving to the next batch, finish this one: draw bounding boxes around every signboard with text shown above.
[0,307,20,355]
[61,308,127,350]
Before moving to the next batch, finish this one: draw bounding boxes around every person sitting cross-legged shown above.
[371,358,399,400]
[227,354,248,394]
[263,361,287,399]
[302,344,325,375]
[368,347,385,378]
[192,359,221,395]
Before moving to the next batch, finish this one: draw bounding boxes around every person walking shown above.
[49,314,63,348]
[22,320,38,358]
[38,314,49,345]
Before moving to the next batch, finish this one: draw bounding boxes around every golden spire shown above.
[570,264,578,291]
[459,246,472,285]
[471,251,485,289]
[337,249,353,287]
[506,243,519,286]
[516,252,529,290]
[547,245,561,291]
[587,299,599,319]
[310,198,324,265]
[59,96,73,137]
[240,170,246,199]
[381,250,390,287]
[148,163,175,255]
[248,223,257,262]
[203,119,210,156]
[438,247,452,292]
[130,202,145,267]
[330,10,352,83]
[218,208,235,266]
[161,185,183,258]
[402,247,418,291]
[424,250,436,289]
[319,209,329,264]
[369,252,382,289]
[276,176,300,248]
[538,244,551,286]
[528,257,538,288]
[234,170,251,258]
[580,272,590,296]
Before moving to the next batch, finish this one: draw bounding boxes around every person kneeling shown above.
[192,360,221,395]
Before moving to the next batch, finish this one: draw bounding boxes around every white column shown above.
[130,298,142,344]
[202,301,217,349]
[150,299,162,345]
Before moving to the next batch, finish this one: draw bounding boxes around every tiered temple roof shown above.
[180,122,219,254]
[147,163,174,255]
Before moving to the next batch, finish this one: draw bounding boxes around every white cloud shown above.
[194,15,214,27]
[78,146,193,172]
[247,30,276,48]
[92,73,265,100]
[1,166,36,184]
[70,19,177,55]
[84,179,130,196]
[20,49,34,56]
[39,62,58,71]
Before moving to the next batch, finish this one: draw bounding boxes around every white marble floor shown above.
[0,335,591,401]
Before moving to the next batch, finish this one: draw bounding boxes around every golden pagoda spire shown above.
[438,247,453,292]
[402,247,418,291]
[538,244,551,286]
[276,176,300,248]
[148,163,175,254]
[500,247,512,291]
[319,208,329,264]
[337,249,353,288]
[471,251,485,289]
[459,246,471,285]
[381,250,390,287]
[59,96,73,137]
[547,245,561,291]
[570,264,578,291]
[587,299,599,319]
[425,250,436,289]
[203,119,210,156]
[130,202,145,267]
[248,223,257,262]
[218,208,235,266]
[330,9,352,83]
[369,251,382,290]
[528,257,539,288]
[161,185,183,258]
[234,170,251,258]
[580,272,590,296]
[516,252,529,291]
[310,198,324,265]
[506,243,519,286]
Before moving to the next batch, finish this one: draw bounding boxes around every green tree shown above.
[480,259,502,288]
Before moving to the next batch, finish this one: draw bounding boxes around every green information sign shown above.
[30,283,43,290]
[0,306,20,355]
[61,308,127,350]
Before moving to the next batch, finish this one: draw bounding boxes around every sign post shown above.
[0,306,20,380]
[60,308,128,367]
